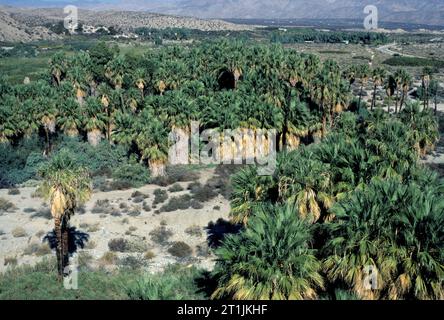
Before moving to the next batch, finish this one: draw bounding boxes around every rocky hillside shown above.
[0,10,60,42]
[0,6,253,42]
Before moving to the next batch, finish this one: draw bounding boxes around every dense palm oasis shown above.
[0,39,442,300]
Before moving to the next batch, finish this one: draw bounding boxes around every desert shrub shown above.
[142,202,151,212]
[132,196,144,203]
[23,207,36,213]
[119,202,129,210]
[108,238,129,252]
[168,241,193,258]
[77,252,94,269]
[110,208,122,217]
[160,194,192,212]
[84,240,97,250]
[112,162,150,188]
[187,181,202,192]
[100,251,117,265]
[4,256,17,266]
[23,243,51,256]
[152,165,199,186]
[122,218,129,224]
[118,255,146,270]
[11,227,27,238]
[91,199,111,214]
[149,226,173,245]
[125,264,206,300]
[0,198,16,213]
[108,180,133,191]
[0,230,5,236]
[185,225,202,237]
[31,207,51,219]
[128,226,137,232]
[168,184,184,193]
[128,206,141,217]
[8,188,20,195]
[160,219,168,226]
[190,199,203,210]
[190,185,218,203]
[153,189,168,205]
[86,223,100,233]
[144,251,156,260]
[213,205,221,211]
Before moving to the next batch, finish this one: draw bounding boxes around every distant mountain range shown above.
[1,0,444,26]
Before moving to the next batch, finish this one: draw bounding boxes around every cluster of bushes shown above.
[270,29,389,45]
[383,56,444,69]
[0,136,150,189]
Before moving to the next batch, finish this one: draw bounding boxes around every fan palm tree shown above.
[49,52,67,86]
[212,203,324,300]
[420,67,433,109]
[84,97,106,147]
[38,149,92,277]
[58,98,82,137]
[323,177,444,300]
[356,64,370,110]
[371,67,386,111]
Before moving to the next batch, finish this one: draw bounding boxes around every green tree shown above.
[38,150,92,276]
[212,203,323,300]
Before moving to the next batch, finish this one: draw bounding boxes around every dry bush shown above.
[8,188,20,195]
[149,226,173,245]
[0,198,16,213]
[185,225,202,237]
[12,227,27,238]
[144,250,156,260]
[168,241,193,258]
[4,256,17,266]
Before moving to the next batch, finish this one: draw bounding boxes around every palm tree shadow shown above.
[205,218,242,249]
[43,227,90,255]
[195,270,218,299]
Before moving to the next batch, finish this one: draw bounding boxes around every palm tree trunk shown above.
[422,79,426,110]
[395,89,400,114]
[358,85,363,110]
[435,93,438,115]
[372,84,377,111]
[61,216,70,275]
[54,217,63,277]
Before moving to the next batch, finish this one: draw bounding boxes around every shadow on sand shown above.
[43,227,90,255]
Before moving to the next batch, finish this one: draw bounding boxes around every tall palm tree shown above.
[371,67,386,111]
[421,67,433,110]
[356,64,370,110]
[212,203,323,300]
[38,149,92,277]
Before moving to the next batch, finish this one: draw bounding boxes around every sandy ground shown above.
[0,167,230,273]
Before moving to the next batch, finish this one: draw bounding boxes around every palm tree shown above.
[136,111,170,177]
[371,67,386,111]
[212,203,324,300]
[323,177,444,300]
[356,65,370,110]
[105,55,127,90]
[38,149,92,276]
[58,98,82,137]
[84,97,106,147]
[399,70,412,112]
[49,52,67,86]
[421,67,433,110]
[134,68,148,99]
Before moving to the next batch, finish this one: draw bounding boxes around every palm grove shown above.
[0,40,442,299]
